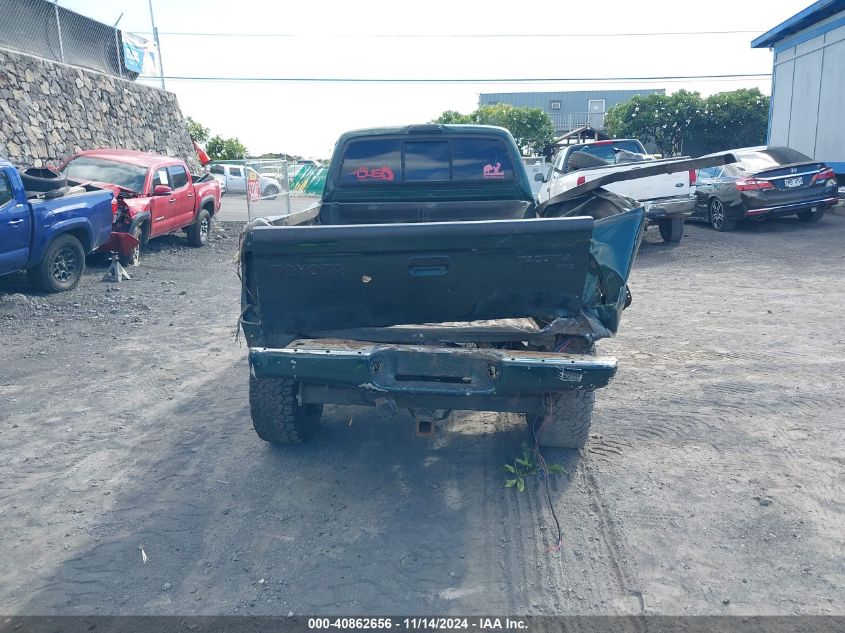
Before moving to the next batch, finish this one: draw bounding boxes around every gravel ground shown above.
[0,213,843,616]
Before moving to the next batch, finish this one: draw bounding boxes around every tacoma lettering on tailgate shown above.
[275,263,346,278]
[516,253,574,270]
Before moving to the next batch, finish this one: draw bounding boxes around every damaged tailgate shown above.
[241,217,599,343]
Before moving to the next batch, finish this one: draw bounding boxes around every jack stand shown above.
[104,251,131,283]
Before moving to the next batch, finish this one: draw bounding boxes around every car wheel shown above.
[28,233,85,293]
[797,208,826,223]
[709,198,736,232]
[658,216,684,242]
[187,209,211,247]
[263,185,279,201]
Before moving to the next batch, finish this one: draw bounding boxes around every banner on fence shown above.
[123,33,159,75]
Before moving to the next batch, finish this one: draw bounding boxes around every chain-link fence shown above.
[209,159,293,220]
[0,0,138,80]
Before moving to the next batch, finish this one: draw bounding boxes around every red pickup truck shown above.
[60,149,222,263]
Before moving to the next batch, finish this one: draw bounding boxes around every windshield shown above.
[570,140,646,166]
[63,156,148,192]
[567,140,645,165]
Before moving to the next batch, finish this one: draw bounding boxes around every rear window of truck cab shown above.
[338,137,515,184]
[566,140,646,168]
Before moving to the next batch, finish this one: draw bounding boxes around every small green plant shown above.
[503,442,566,492]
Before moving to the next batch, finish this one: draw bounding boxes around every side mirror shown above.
[153,184,172,196]
[534,172,546,183]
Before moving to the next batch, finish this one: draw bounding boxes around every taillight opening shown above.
[689,169,697,186]
[576,175,586,186]
[810,168,836,185]
[111,197,118,219]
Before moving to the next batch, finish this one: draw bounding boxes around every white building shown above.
[752,0,845,177]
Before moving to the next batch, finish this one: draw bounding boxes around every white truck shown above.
[537,139,697,243]
[208,163,284,200]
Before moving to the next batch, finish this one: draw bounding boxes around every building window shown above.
[550,100,561,110]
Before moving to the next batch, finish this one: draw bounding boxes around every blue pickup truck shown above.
[0,157,115,292]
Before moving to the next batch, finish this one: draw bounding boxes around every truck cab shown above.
[317,124,536,224]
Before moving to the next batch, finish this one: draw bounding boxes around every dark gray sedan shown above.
[693,146,838,231]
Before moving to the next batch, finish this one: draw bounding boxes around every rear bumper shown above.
[644,196,695,222]
[745,197,838,218]
[249,339,617,396]
[95,231,140,256]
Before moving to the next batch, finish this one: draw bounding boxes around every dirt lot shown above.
[1,213,843,616]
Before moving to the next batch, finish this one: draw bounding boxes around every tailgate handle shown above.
[408,256,450,277]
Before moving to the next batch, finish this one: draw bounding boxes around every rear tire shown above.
[28,233,85,293]
[249,375,323,444]
[709,198,736,232]
[187,209,211,246]
[526,390,595,449]
[797,208,826,222]
[658,216,684,242]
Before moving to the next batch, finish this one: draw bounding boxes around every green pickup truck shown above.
[238,124,732,448]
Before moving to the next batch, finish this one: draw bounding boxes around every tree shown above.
[697,88,769,153]
[185,116,210,144]
[604,88,771,157]
[433,104,554,155]
[433,110,471,124]
[604,90,703,157]
[206,135,248,161]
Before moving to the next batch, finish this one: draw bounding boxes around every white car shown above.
[209,163,283,200]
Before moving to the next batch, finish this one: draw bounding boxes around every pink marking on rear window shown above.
[353,166,395,181]
[483,162,505,179]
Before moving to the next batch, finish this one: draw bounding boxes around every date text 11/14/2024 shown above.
[307,617,528,630]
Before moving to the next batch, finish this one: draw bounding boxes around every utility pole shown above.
[53,1,65,63]
[147,0,165,90]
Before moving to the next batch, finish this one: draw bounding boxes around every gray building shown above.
[752,0,845,176]
[478,89,665,136]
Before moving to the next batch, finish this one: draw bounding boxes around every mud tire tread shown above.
[249,375,322,444]
[527,390,595,449]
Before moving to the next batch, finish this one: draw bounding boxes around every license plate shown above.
[785,177,803,188]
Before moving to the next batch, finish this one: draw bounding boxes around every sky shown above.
[61,0,812,159]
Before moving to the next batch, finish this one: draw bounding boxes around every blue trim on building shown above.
[772,13,845,53]
[824,161,845,175]
[752,0,845,48]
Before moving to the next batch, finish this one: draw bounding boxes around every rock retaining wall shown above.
[0,47,198,171]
